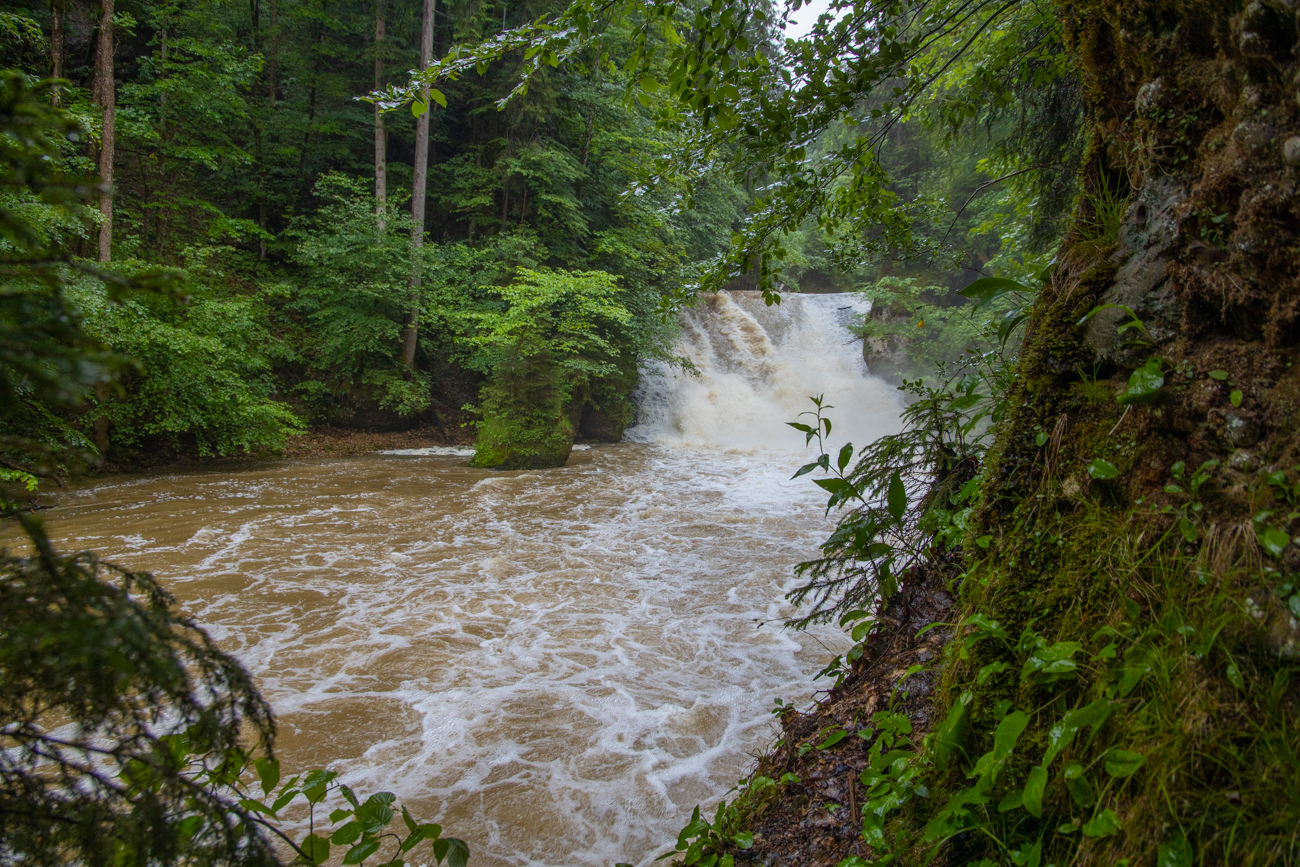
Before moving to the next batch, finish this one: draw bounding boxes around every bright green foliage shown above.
[467,268,632,468]
[785,333,1016,631]
[288,176,431,418]
[71,266,301,457]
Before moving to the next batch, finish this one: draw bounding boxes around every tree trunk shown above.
[403,0,436,371]
[93,0,114,264]
[374,0,387,229]
[50,0,64,105]
[942,0,1300,862]
[267,0,279,103]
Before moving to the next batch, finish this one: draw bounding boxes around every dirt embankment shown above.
[277,423,474,459]
[731,564,957,867]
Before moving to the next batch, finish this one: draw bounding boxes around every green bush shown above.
[71,263,301,458]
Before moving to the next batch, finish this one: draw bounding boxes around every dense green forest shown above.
[5,0,1300,865]
[0,0,752,472]
[0,0,1064,477]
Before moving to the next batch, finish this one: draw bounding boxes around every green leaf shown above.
[1022,765,1047,817]
[732,832,754,849]
[837,443,854,471]
[238,798,275,817]
[271,789,299,813]
[817,729,850,750]
[332,822,362,846]
[958,277,1031,308]
[1226,660,1244,689]
[1118,358,1164,405]
[1230,390,1243,407]
[887,470,907,522]
[993,711,1031,762]
[330,808,353,823]
[1208,370,1229,380]
[1288,594,1300,619]
[933,691,971,773]
[1035,431,1049,447]
[1103,749,1145,778]
[1043,699,1114,767]
[1082,808,1121,838]
[1022,640,1082,684]
[1260,527,1290,558]
[343,839,381,865]
[1068,778,1096,811]
[997,789,1024,813]
[792,461,820,479]
[300,833,331,866]
[997,308,1031,347]
[254,757,280,795]
[1158,831,1194,867]
[976,661,1007,684]
[1010,839,1042,867]
[443,837,470,867]
[1087,459,1119,479]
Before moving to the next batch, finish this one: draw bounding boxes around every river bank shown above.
[673,559,957,867]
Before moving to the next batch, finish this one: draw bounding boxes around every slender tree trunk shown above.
[50,0,64,105]
[267,0,279,103]
[403,0,436,371]
[93,0,114,264]
[249,0,267,261]
[374,0,387,229]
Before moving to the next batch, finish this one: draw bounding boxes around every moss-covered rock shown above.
[468,347,575,470]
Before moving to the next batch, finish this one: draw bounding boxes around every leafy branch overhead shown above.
[378,0,1079,306]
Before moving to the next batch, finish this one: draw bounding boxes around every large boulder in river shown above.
[468,350,575,470]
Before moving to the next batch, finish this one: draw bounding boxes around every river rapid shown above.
[23,291,903,867]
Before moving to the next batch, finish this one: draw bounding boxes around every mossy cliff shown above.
[685,2,1300,865]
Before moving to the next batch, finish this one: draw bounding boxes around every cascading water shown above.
[20,291,903,867]
[628,291,904,451]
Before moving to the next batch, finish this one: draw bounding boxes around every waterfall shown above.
[627,290,905,451]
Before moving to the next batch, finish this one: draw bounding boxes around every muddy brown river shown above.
[14,292,903,867]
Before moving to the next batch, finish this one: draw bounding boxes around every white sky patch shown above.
[781,0,841,40]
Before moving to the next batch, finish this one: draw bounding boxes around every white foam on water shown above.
[377,446,594,457]
[27,291,903,867]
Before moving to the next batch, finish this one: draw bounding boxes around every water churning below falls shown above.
[34,291,904,867]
